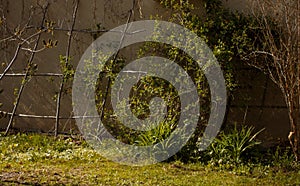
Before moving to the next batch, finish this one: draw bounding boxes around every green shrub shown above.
[89,0,260,163]
[133,0,259,162]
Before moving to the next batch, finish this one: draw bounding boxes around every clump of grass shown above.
[205,124,264,166]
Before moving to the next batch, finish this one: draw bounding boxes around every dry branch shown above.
[247,0,300,160]
[4,3,50,135]
[55,0,79,137]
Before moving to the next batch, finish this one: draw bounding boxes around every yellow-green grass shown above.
[0,133,299,185]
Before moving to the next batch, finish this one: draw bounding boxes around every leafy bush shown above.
[89,0,261,163]
[144,0,259,162]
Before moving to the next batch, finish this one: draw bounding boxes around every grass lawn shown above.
[0,133,299,185]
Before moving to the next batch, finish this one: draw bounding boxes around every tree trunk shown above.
[287,97,300,161]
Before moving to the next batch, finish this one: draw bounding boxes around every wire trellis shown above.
[0,0,140,136]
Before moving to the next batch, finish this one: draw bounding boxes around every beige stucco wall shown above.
[0,0,289,143]
[0,0,168,132]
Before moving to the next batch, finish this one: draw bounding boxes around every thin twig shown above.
[21,46,46,53]
[25,26,145,35]
[0,29,47,80]
[4,3,50,135]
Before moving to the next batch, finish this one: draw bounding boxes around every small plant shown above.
[59,55,74,83]
[134,122,174,146]
[269,146,296,171]
[206,124,264,165]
